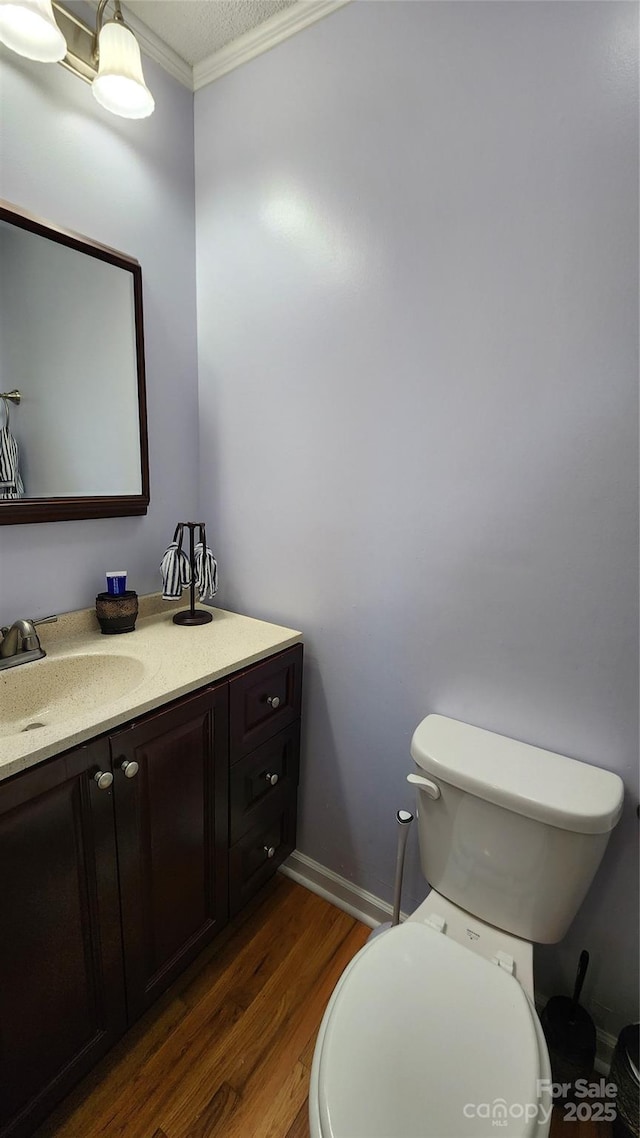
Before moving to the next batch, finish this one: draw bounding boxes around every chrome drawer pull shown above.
[265,772,279,786]
[121,760,139,779]
[94,770,113,790]
[264,845,276,859]
[266,695,280,709]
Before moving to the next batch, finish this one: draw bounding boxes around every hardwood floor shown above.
[34,877,611,1138]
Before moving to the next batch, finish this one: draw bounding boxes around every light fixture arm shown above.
[96,0,126,35]
[93,0,126,63]
[96,0,117,30]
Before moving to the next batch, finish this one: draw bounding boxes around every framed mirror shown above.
[0,201,149,525]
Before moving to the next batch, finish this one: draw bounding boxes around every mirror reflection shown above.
[0,203,149,524]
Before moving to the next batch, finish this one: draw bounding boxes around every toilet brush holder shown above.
[540,950,596,1097]
[368,809,414,942]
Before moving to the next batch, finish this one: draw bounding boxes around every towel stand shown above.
[172,521,213,626]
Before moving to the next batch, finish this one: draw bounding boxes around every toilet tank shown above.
[410,715,624,944]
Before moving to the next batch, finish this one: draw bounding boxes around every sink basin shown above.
[0,653,148,738]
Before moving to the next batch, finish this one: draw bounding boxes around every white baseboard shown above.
[279,848,410,929]
[279,849,615,1074]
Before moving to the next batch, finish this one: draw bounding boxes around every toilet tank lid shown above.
[410,715,624,834]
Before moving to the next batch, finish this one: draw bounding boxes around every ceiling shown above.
[113,0,348,89]
[126,0,298,67]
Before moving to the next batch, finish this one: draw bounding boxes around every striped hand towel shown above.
[0,397,24,499]
[160,528,192,599]
[194,541,218,601]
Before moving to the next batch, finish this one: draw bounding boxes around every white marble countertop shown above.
[0,594,301,783]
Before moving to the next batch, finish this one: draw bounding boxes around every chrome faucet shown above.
[0,615,57,671]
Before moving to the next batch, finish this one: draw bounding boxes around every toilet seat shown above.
[311,921,551,1138]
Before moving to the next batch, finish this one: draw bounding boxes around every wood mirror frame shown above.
[0,201,149,525]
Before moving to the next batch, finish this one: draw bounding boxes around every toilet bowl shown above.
[309,714,624,1138]
[309,893,552,1138]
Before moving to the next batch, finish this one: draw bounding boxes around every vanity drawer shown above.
[229,798,296,916]
[230,724,299,844]
[229,644,302,759]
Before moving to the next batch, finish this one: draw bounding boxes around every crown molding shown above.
[193,0,352,91]
[119,4,193,89]
[80,0,350,93]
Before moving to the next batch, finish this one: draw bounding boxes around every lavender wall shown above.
[0,29,198,623]
[195,1,639,1033]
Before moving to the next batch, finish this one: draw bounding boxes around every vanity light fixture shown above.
[0,0,154,119]
[0,0,65,62]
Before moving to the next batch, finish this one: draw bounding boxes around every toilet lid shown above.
[318,922,544,1138]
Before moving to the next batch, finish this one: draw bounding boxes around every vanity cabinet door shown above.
[0,739,126,1138]
[109,683,229,1022]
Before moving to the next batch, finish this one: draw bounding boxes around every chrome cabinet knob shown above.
[94,770,113,790]
[266,695,280,709]
[121,760,139,779]
[265,772,279,786]
[264,845,276,859]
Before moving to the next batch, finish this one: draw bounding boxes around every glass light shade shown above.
[0,0,66,62]
[92,19,154,120]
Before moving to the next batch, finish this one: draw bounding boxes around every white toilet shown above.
[309,714,624,1138]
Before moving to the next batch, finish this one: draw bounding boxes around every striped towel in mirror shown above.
[0,396,24,499]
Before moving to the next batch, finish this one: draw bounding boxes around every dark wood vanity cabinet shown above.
[109,683,229,1022]
[228,646,302,914]
[0,738,127,1137]
[0,643,302,1138]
